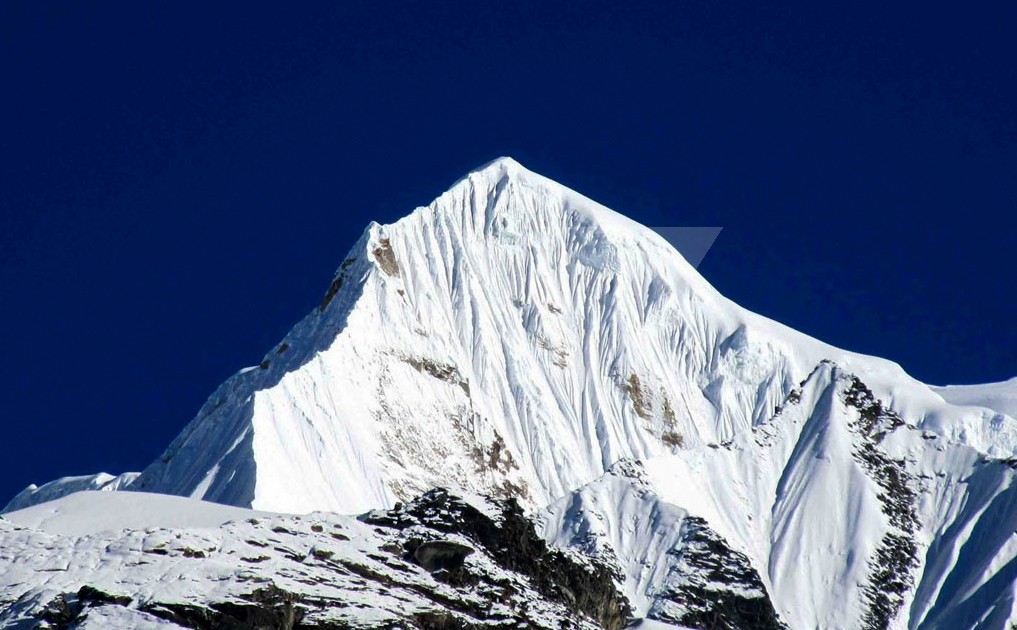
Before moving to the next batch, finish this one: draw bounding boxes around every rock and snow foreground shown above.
[3,157,1017,628]
[1,489,628,629]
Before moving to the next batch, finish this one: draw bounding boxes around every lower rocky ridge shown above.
[360,488,630,629]
[840,373,921,629]
[0,489,629,630]
[648,517,787,630]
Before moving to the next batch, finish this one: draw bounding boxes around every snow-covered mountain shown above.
[127,157,1017,514]
[3,157,1016,629]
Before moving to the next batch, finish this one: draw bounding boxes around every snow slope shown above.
[121,157,1013,516]
[2,473,137,514]
[934,378,1017,421]
[544,363,1017,629]
[3,490,264,536]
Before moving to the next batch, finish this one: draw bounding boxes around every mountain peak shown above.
[469,155,526,177]
[96,161,1017,518]
[413,155,686,270]
[442,155,531,198]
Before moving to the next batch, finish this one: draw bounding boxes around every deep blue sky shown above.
[2,2,1014,502]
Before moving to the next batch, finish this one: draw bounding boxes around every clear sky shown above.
[1,2,1014,503]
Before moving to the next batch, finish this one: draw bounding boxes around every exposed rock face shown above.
[362,488,633,630]
[371,237,400,277]
[840,374,921,629]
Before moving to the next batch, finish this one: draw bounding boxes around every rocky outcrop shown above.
[362,488,633,630]
[649,516,788,630]
[141,586,303,630]
[413,540,475,572]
